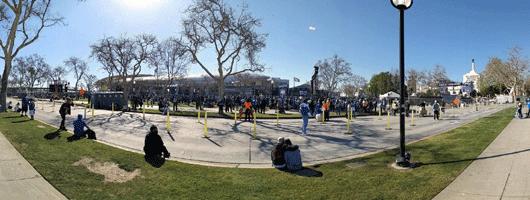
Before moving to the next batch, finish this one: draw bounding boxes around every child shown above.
[28,99,36,120]
[14,102,20,112]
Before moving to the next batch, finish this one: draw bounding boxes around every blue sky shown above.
[2,0,530,88]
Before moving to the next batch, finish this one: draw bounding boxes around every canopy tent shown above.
[379,91,400,99]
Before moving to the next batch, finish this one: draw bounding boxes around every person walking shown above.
[433,100,440,120]
[59,98,72,131]
[299,99,311,136]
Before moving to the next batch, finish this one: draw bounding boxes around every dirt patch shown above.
[73,157,140,183]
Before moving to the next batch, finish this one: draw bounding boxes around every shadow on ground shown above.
[44,131,61,140]
[420,148,530,166]
[144,155,166,168]
[278,167,323,177]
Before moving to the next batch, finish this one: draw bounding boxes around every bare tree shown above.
[484,46,529,103]
[316,54,352,96]
[406,68,419,94]
[151,37,188,93]
[179,0,267,98]
[0,0,66,112]
[64,56,88,92]
[342,74,367,97]
[232,72,255,96]
[11,54,50,89]
[83,74,97,92]
[90,34,157,102]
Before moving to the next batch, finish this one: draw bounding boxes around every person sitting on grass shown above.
[271,137,286,168]
[144,125,170,159]
[68,114,91,141]
[284,139,302,171]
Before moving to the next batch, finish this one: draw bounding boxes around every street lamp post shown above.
[391,0,413,167]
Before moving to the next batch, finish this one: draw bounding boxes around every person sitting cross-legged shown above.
[144,125,170,159]
[271,137,287,168]
[284,139,302,171]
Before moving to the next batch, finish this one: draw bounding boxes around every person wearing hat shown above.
[299,99,311,136]
[144,125,170,159]
[271,137,286,168]
[59,98,72,131]
[433,100,440,120]
[67,114,92,141]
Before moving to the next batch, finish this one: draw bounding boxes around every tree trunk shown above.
[0,59,12,113]
[218,79,224,99]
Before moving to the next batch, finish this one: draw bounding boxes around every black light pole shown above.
[391,0,413,167]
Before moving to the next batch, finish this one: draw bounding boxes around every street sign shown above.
[453,97,461,105]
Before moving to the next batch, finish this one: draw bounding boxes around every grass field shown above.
[0,108,514,199]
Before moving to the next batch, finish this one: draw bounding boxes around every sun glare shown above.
[118,0,164,10]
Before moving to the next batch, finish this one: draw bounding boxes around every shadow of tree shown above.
[420,148,530,166]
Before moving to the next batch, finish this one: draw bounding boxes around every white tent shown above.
[379,91,400,99]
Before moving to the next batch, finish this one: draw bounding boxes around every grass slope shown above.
[0,108,514,200]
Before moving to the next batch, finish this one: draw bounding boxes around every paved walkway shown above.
[433,116,530,200]
[0,97,519,199]
[0,132,67,200]
[9,97,507,168]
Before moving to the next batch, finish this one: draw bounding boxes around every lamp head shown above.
[391,0,413,10]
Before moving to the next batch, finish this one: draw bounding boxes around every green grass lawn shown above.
[0,108,514,199]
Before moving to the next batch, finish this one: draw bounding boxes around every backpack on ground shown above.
[85,129,97,140]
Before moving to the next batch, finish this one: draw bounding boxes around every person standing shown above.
[526,99,530,118]
[28,99,36,120]
[20,96,28,116]
[244,99,252,121]
[218,97,224,114]
[517,102,523,119]
[323,99,330,121]
[433,100,440,120]
[59,98,72,131]
[299,99,311,136]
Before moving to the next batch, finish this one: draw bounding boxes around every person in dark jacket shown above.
[284,139,302,171]
[59,98,72,131]
[271,137,286,168]
[21,96,28,116]
[144,125,170,159]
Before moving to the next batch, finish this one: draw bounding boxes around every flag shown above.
[294,77,300,82]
